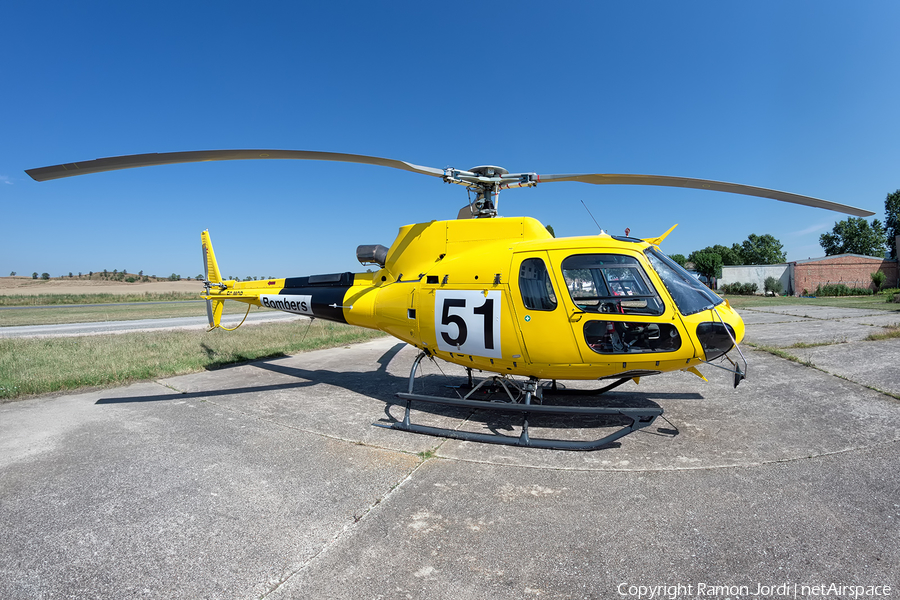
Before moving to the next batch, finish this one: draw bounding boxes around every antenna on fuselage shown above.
[580,200,603,233]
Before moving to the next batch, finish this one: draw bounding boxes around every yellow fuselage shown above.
[205,217,745,381]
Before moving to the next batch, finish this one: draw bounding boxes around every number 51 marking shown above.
[434,290,502,359]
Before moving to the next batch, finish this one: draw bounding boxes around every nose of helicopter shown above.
[694,301,745,361]
[718,300,745,344]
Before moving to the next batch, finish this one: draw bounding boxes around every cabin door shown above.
[509,252,581,365]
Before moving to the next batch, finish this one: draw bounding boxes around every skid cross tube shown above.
[375,352,662,450]
[380,393,661,450]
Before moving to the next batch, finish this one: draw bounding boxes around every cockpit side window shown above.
[519,257,558,311]
[561,254,664,316]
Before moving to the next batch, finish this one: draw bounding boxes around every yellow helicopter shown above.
[26,151,875,450]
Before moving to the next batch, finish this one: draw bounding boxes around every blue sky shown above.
[2,1,898,278]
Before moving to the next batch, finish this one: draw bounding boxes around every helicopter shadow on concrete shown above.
[95,342,410,405]
[96,342,698,443]
[247,343,698,439]
[393,382,688,444]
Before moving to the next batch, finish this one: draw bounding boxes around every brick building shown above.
[791,254,898,296]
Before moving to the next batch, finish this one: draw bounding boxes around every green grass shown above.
[725,293,900,312]
[746,343,815,367]
[0,320,386,401]
[0,301,254,327]
[866,324,900,341]
[785,340,847,349]
[0,291,200,306]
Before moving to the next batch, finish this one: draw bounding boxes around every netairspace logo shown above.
[617,582,892,599]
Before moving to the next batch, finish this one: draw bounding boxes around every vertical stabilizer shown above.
[201,230,223,284]
[201,230,225,329]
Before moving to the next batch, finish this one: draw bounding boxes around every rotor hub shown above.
[468,165,509,178]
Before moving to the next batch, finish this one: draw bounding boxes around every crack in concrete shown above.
[256,446,440,599]
[748,343,900,401]
[431,437,900,473]
[741,306,898,325]
[153,380,186,394]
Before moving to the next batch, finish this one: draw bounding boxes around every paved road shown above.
[0,300,204,310]
[0,310,305,338]
[1,305,898,599]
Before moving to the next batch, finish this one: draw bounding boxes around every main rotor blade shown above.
[25,149,445,182]
[538,173,874,217]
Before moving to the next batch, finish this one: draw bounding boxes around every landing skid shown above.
[374,352,662,451]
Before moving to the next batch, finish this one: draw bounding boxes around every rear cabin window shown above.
[519,257,557,311]
[561,254,664,316]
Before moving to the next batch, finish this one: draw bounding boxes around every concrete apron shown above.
[1,307,898,599]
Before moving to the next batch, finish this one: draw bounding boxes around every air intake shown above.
[356,244,389,268]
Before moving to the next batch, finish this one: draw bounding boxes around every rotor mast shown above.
[443,165,538,217]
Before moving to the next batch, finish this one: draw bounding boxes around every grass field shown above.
[0,300,255,327]
[0,291,200,306]
[724,292,900,312]
[0,319,386,401]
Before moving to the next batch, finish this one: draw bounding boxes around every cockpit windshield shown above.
[561,254,664,316]
[645,248,723,316]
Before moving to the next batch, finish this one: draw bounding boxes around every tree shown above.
[885,189,900,259]
[714,244,744,265]
[669,254,687,267]
[41,273,50,280]
[764,276,783,295]
[819,217,887,257]
[32,272,38,279]
[545,224,556,238]
[741,234,786,265]
[691,250,723,281]
[687,243,744,271]
[9,271,15,276]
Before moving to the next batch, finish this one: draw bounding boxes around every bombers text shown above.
[260,294,314,316]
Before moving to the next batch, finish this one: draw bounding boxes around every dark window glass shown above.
[519,258,557,311]
[583,320,682,354]
[561,254,664,316]
[645,248,723,316]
